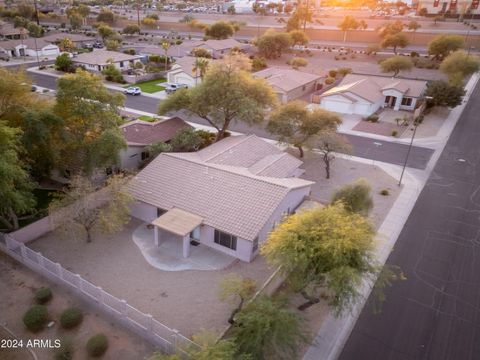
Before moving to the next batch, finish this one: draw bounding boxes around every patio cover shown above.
[152,208,203,237]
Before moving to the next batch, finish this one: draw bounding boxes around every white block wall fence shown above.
[0,233,199,358]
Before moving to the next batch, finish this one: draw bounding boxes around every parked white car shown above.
[165,83,188,94]
[124,86,141,96]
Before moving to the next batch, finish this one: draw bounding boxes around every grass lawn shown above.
[124,77,166,93]
[138,115,157,122]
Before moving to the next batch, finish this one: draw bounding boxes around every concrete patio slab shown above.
[132,223,236,271]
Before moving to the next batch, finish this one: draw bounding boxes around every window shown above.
[119,61,124,68]
[401,97,413,106]
[252,237,259,253]
[214,230,237,250]
[141,151,150,160]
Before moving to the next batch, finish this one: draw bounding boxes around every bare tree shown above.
[315,132,352,179]
[49,175,132,242]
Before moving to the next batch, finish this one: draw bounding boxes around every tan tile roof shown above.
[249,153,303,178]
[253,67,321,93]
[152,207,203,236]
[73,49,140,65]
[129,135,313,240]
[120,117,192,146]
[321,74,427,103]
[0,37,53,50]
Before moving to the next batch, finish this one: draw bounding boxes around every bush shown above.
[251,57,267,72]
[86,334,109,357]
[324,77,335,85]
[101,64,124,83]
[410,51,419,57]
[331,178,373,216]
[366,114,379,123]
[337,67,352,77]
[328,69,337,78]
[391,130,398,137]
[380,189,390,196]
[23,305,48,332]
[35,287,52,304]
[288,57,308,69]
[60,307,83,329]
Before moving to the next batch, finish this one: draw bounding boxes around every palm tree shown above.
[161,41,171,71]
[192,58,209,85]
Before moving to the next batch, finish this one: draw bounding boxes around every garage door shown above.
[174,74,195,88]
[321,99,352,114]
[42,47,59,56]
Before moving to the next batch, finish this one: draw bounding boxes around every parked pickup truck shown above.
[165,83,188,94]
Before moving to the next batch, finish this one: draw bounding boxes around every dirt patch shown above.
[0,253,154,360]
[353,120,408,137]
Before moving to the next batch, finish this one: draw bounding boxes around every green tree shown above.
[256,30,292,59]
[54,69,126,175]
[286,4,313,32]
[262,204,380,314]
[205,21,235,39]
[159,63,277,141]
[380,55,413,76]
[0,122,36,231]
[169,128,204,152]
[428,34,465,60]
[97,24,115,42]
[381,33,409,54]
[439,50,480,86]
[227,5,236,14]
[101,64,124,83]
[338,15,359,42]
[58,37,75,52]
[266,101,342,158]
[55,53,74,72]
[96,9,115,23]
[191,47,212,58]
[232,296,309,360]
[105,39,121,51]
[123,24,140,35]
[425,80,465,108]
[26,22,43,37]
[378,20,404,39]
[192,57,210,84]
[288,57,308,69]
[331,179,374,216]
[218,274,256,324]
[288,29,309,46]
[68,11,82,30]
[49,175,132,243]
[315,131,352,179]
[407,20,421,41]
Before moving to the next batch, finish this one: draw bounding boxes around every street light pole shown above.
[33,0,40,25]
[398,122,418,186]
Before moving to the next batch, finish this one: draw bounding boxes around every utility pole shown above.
[137,0,141,27]
[33,0,40,25]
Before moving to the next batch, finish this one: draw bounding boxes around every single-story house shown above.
[254,67,323,103]
[189,38,247,59]
[72,50,143,72]
[119,117,193,170]
[0,37,60,58]
[0,21,26,40]
[166,56,217,87]
[42,33,94,48]
[318,74,428,117]
[129,134,313,262]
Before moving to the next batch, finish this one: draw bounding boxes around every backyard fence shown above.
[0,233,199,358]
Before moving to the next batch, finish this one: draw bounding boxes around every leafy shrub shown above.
[324,77,335,85]
[391,130,398,137]
[23,305,48,332]
[337,67,352,77]
[331,178,373,216]
[35,287,52,304]
[60,307,83,329]
[410,51,419,57]
[366,114,379,122]
[101,64,124,83]
[288,57,308,69]
[328,69,337,78]
[380,189,390,196]
[196,130,216,149]
[251,57,267,72]
[86,334,108,357]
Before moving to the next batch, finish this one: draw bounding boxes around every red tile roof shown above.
[121,117,192,146]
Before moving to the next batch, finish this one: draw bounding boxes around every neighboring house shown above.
[0,37,60,58]
[129,134,313,262]
[119,117,193,170]
[42,33,94,48]
[166,56,216,87]
[0,21,26,40]
[189,38,247,59]
[254,67,323,103]
[318,74,428,116]
[72,50,143,72]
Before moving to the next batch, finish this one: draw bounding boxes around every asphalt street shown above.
[27,70,433,170]
[340,80,480,360]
